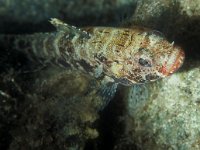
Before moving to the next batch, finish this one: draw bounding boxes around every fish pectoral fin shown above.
[96,76,118,110]
[97,82,118,110]
[50,18,91,39]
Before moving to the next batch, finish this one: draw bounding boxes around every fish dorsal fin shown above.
[50,18,72,31]
[50,18,91,39]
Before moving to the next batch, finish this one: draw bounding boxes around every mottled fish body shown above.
[1,18,185,86]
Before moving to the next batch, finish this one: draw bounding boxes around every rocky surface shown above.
[124,61,200,150]
[0,0,200,150]
[0,66,103,150]
[114,0,200,150]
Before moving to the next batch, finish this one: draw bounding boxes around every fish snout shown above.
[160,46,185,76]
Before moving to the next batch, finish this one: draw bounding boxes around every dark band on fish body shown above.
[56,58,72,68]
[58,34,75,55]
[78,59,94,73]
[44,34,56,58]
[94,54,107,63]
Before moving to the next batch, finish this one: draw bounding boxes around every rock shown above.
[115,0,200,149]
[6,66,103,150]
[1,0,200,149]
[129,0,200,59]
[124,60,200,149]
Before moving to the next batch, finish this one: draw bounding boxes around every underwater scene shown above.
[0,0,200,149]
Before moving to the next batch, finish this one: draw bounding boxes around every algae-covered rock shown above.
[6,66,103,150]
[124,61,200,150]
[114,0,200,149]
[1,0,200,150]
[129,0,200,59]
[0,49,105,149]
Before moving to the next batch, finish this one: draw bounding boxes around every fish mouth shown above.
[160,47,185,76]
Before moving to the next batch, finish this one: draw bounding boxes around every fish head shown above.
[112,29,185,85]
[141,30,185,78]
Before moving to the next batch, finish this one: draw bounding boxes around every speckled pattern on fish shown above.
[0,18,185,86]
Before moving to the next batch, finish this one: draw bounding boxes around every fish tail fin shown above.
[0,34,48,72]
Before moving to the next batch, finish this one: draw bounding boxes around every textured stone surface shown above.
[117,0,200,149]
[125,61,200,149]
[0,0,200,149]
[179,0,200,16]
[1,66,102,150]
[129,0,200,59]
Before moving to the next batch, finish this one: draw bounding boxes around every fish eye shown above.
[145,74,159,80]
[139,58,152,67]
